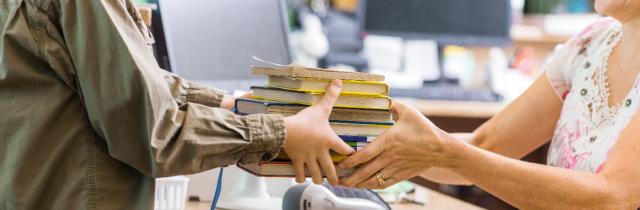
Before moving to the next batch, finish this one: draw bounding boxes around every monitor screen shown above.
[159,0,292,91]
[360,0,511,46]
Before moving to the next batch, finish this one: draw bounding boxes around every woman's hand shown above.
[283,80,355,185]
[338,101,456,189]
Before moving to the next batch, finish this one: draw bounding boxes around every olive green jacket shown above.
[0,0,286,209]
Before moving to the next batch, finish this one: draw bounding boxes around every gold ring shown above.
[375,171,386,186]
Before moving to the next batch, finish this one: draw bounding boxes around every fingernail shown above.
[333,80,343,88]
[337,164,345,168]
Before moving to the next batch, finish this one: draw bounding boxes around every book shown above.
[252,64,385,81]
[251,86,392,110]
[267,76,389,95]
[235,99,393,123]
[331,120,392,136]
[238,161,356,178]
[339,135,375,142]
[241,60,390,178]
[345,141,370,147]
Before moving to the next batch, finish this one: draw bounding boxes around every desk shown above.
[185,185,485,210]
[398,99,505,134]
[398,98,505,119]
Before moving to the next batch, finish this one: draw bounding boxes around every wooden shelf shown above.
[511,24,570,44]
[511,15,572,44]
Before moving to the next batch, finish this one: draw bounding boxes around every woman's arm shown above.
[444,122,640,209]
[340,97,640,209]
[472,75,563,159]
[419,133,474,185]
[420,74,564,185]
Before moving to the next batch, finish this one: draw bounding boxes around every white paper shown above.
[404,40,441,81]
[363,35,404,72]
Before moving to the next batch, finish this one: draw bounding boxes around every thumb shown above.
[330,135,355,155]
[390,101,411,119]
[317,80,343,110]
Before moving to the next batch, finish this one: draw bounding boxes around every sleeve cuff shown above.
[239,114,287,164]
[187,82,226,108]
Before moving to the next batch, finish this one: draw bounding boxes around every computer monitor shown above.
[159,0,292,92]
[359,0,511,46]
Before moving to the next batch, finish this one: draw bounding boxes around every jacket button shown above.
[581,89,588,96]
[589,136,597,143]
[625,99,632,107]
[584,62,591,69]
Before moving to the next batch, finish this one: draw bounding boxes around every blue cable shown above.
[210,167,224,210]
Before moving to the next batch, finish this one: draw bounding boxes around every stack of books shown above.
[236,64,393,177]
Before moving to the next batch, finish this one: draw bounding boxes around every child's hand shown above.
[221,92,252,110]
[283,80,355,185]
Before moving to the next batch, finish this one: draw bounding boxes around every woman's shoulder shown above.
[553,18,620,66]
[566,18,620,52]
[545,18,620,100]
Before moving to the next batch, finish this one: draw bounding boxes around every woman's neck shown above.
[618,18,640,69]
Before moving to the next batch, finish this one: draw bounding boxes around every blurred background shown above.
[139,0,601,104]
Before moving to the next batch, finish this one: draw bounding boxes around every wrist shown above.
[221,95,236,110]
[433,130,469,169]
[282,116,295,149]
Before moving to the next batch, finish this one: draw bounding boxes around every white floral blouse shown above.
[546,18,639,173]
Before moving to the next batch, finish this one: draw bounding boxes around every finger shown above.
[371,176,403,190]
[391,101,412,117]
[374,168,418,189]
[241,91,253,99]
[319,154,339,186]
[390,101,435,126]
[338,135,387,168]
[390,168,422,182]
[364,168,420,189]
[330,134,355,155]
[292,159,306,183]
[340,156,391,187]
[390,101,423,119]
[355,175,379,189]
[354,166,399,189]
[317,80,343,110]
[306,159,324,185]
[390,100,409,116]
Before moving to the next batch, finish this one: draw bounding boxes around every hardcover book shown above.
[252,64,385,81]
[267,75,389,95]
[251,86,392,110]
[235,99,393,123]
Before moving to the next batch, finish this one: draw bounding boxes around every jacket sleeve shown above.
[160,70,228,108]
[51,0,286,177]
